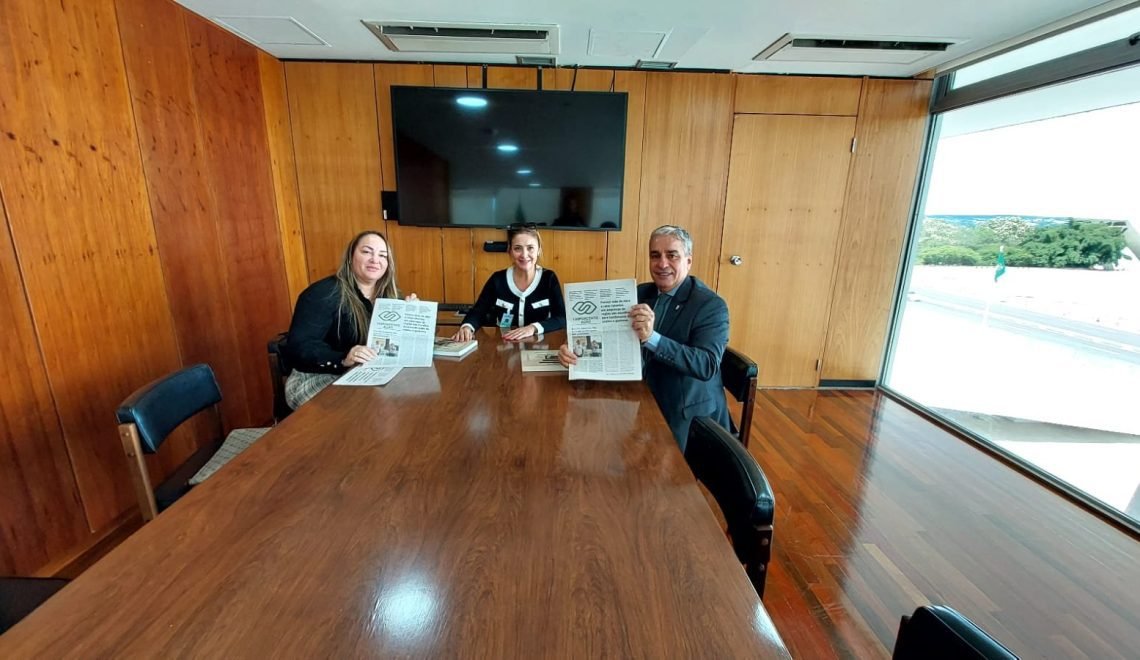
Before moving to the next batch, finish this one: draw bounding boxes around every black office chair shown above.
[268,332,293,423]
[0,577,69,634]
[721,347,758,447]
[116,364,267,522]
[893,605,1019,659]
[686,416,775,598]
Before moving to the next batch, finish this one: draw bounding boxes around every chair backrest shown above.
[721,347,758,447]
[116,364,222,454]
[115,364,221,522]
[686,416,775,598]
[0,577,70,634]
[893,605,1019,659]
[267,332,292,422]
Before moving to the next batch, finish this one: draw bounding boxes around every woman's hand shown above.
[404,293,419,302]
[557,343,578,367]
[502,324,538,341]
[342,345,377,367]
[452,325,474,342]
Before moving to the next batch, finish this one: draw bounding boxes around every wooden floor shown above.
[745,390,1140,659]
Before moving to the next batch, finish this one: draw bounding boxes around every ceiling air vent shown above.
[635,60,677,70]
[517,55,556,66]
[363,21,559,55]
[755,34,959,65]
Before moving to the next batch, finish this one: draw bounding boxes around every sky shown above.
[923,101,1140,221]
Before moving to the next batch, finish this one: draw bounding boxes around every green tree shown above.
[918,245,982,266]
[1005,221,1125,268]
[917,218,966,248]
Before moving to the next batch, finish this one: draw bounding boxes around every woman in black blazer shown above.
[452,225,566,341]
[284,230,416,408]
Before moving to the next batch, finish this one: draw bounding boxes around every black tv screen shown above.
[390,86,627,231]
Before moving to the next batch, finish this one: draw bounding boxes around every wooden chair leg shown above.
[118,423,158,522]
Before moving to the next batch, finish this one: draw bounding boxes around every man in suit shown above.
[559,225,731,452]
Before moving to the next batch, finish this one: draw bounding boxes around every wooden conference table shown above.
[1,330,791,658]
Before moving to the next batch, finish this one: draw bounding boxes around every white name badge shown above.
[495,298,513,309]
[532,299,550,309]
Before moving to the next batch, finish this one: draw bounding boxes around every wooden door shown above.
[718,114,856,387]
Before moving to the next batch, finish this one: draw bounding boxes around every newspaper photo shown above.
[565,279,641,382]
[366,299,439,368]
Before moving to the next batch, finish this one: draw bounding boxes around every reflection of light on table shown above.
[369,573,439,649]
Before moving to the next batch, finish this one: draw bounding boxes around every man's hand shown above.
[557,343,578,367]
[629,304,655,343]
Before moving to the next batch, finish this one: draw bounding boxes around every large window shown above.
[885,47,1140,526]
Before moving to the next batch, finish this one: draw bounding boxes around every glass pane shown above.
[887,64,1140,524]
[951,5,1140,88]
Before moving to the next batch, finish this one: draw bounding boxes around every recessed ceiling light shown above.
[528,182,541,187]
[497,143,519,153]
[455,95,487,108]
[516,168,532,175]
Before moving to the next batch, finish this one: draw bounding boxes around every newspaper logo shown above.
[379,311,402,322]
[571,301,597,315]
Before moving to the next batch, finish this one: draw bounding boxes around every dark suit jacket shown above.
[639,276,731,452]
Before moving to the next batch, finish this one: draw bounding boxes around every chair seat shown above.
[188,427,271,486]
[153,438,224,512]
[0,577,69,634]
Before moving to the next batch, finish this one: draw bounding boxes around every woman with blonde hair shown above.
[452,224,566,342]
[284,230,414,408]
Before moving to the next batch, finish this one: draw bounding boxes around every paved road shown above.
[909,288,1140,365]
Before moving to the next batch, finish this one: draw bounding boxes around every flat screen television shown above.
[390,85,627,231]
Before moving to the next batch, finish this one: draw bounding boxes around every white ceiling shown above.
[174,0,1110,77]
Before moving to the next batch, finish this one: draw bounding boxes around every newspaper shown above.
[521,349,568,373]
[335,365,403,386]
[565,279,641,382]
[366,299,439,367]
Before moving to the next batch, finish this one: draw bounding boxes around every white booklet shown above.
[565,279,642,382]
[335,365,403,386]
[521,349,567,373]
[366,299,438,367]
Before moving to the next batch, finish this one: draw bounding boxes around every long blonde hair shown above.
[336,230,399,341]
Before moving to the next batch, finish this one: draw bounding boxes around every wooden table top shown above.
[1,330,790,658]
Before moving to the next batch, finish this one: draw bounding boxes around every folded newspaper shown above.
[565,279,641,382]
[521,349,567,372]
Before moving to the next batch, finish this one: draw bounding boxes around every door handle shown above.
[729,255,743,266]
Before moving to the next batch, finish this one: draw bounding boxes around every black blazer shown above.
[462,267,566,334]
[639,276,731,452]
[284,276,371,374]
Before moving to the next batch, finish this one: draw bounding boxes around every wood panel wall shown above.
[0,191,88,574]
[286,62,383,281]
[638,73,736,286]
[258,52,309,306]
[0,0,294,574]
[822,79,932,381]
